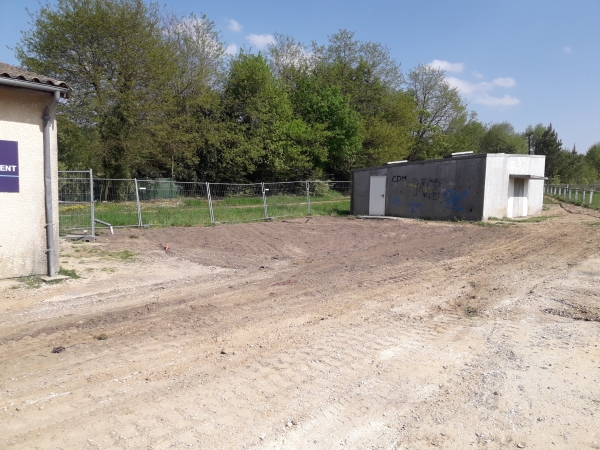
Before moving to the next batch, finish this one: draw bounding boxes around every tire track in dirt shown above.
[2,210,600,448]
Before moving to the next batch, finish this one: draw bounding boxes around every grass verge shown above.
[60,193,350,231]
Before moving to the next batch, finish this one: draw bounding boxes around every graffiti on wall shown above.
[389,172,474,215]
[408,201,423,213]
[443,189,468,212]
[405,177,444,200]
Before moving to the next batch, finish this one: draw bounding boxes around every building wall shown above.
[482,154,545,219]
[0,87,60,278]
[352,155,487,220]
[351,167,388,216]
[352,154,546,221]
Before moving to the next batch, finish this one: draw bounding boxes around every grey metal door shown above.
[369,176,386,216]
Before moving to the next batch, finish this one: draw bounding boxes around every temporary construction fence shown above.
[544,184,600,208]
[58,170,351,236]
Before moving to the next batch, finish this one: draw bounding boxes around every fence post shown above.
[590,191,594,206]
[261,182,269,219]
[582,191,586,203]
[89,169,95,237]
[134,178,142,227]
[206,182,214,223]
[306,180,311,214]
[575,189,578,201]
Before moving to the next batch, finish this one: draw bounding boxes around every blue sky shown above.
[2,0,599,152]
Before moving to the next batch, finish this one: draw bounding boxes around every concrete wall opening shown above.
[508,177,529,218]
[369,176,386,215]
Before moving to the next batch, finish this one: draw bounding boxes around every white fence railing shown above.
[544,184,595,206]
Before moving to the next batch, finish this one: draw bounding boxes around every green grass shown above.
[11,276,43,289]
[11,274,66,289]
[547,191,600,209]
[473,220,512,227]
[501,215,556,223]
[105,250,136,260]
[59,193,350,231]
[58,267,80,279]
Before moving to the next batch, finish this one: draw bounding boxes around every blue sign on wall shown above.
[0,140,19,193]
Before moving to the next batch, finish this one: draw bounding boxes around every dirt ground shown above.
[1,201,600,450]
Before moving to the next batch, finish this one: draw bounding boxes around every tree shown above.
[534,124,563,180]
[290,75,363,178]
[150,13,228,180]
[407,64,469,160]
[446,119,486,154]
[524,123,545,155]
[17,0,176,178]
[359,91,417,166]
[222,52,330,181]
[585,142,600,176]
[267,33,316,87]
[480,122,528,154]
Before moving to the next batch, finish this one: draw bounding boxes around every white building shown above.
[351,153,546,220]
[0,62,70,279]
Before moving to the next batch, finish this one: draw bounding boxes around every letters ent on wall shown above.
[0,140,19,193]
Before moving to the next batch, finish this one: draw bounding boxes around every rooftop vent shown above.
[443,151,473,158]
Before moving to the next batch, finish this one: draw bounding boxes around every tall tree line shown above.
[16,0,600,183]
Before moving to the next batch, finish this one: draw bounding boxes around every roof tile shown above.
[0,61,70,89]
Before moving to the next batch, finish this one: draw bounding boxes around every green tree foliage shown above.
[524,123,545,154]
[289,75,363,177]
[18,0,174,178]
[17,2,596,183]
[446,119,486,154]
[407,64,469,160]
[534,123,564,180]
[480,122,528,154]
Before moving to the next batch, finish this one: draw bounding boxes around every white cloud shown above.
[246,33,276,50]
[475,93,520,107]
[446,75,520,107]
[225,44,238,55]
[446,77,490,94]
[228,19,243,33]
[492,77,516,88]
[473,71,484,79]
[563,46,572,54]
[428,59,464,73]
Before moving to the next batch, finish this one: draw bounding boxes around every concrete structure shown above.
[351,153,546,221]
[0,62,70,279]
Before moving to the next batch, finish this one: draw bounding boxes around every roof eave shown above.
[0,77,70,98]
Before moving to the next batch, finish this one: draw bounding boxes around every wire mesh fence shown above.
[57,174,351,236]
[138,180,211,227]
[58,170,94,236]
[93,179,140,228]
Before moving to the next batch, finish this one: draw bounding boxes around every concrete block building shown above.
[0,62,70,279]
[351,153,546,221]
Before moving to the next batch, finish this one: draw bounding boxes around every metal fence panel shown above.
[58,174,353,232]
[137,180,210,227]
[58,170,93,236]
[308,181,352,216]
[93,179,140,228]
[209,183,265,223]
[264,181,308,218]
